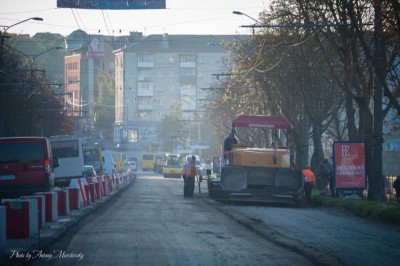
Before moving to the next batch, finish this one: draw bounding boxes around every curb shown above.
[0,179,134,266]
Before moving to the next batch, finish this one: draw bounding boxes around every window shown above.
[138,111,150,118]
[138,82,153,90]
[180,68,196,77]
[138,53,154,62]
[180,54,196,62]
[0,142,43,163]
[51,140,79,158]
[139,97,151,104]
[143,154,154,160]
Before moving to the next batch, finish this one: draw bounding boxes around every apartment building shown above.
[64,29,130,137]
[64,30,244,151]
[114,33,241,151]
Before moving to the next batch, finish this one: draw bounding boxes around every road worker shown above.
[303,166,316,203]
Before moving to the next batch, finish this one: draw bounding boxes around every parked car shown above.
[125,157,138,171]
[84,165,97,177]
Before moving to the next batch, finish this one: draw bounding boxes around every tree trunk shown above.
[300,109,311,169]
[369,0,385,201]
[311,123,324,171]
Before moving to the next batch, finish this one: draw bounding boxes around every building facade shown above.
[64,30,130,141]
[114,33,241,152]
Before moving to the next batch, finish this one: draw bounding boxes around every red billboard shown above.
[333,141,367,189]
[57,0,166,10]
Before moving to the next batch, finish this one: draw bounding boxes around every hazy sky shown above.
[0,0,268,37]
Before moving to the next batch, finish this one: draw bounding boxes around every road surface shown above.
[29,173,340,266]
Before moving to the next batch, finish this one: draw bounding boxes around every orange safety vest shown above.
[189,163,196,177]
[302,168,315,184]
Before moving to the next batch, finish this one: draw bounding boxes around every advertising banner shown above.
[333,141,367,189]
[57,0,166,10]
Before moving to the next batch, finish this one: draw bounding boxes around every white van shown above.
[49,136,84,187]
[102,150,116,176]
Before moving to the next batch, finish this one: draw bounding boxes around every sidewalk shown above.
[0,181,132,266]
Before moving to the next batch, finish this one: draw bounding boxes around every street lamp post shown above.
[4,45,64,79]
[0,17,44,137]
[1,17,43,33]
[0,17,43,68]
[232,11,261,24]
[233,11,261,34]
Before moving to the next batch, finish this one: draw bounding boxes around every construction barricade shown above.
[69,179,87,208]
[86,177,99,201]
[120,172,126,186]
[96,176,105,197]
[113,173,120,189]
[2,198,38,238]
[54,189,70,215]
[35,192,58,222]
[21,195,45,229]
[80,178,93,204]
[67,187,80,210]
[103,175,112,195]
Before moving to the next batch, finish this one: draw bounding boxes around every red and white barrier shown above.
[114,173,121,189]
[69,179,87,208]
[2,198,38,238]
[21,195,45,229]
[96,176,104,197]
[86,177,98,201]
[80,178,92,204]
[96,176,105,197]
[55,189,70,215]
[103,175,112,195]
[35,192,58,222]
[121,172,128,185]
[66,187,80,210]
[0,206,6,248]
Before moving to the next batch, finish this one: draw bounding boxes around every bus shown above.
[83,146,104,175]
[140,153,157,171]
[49,136,84,187]
[111,151,125,172]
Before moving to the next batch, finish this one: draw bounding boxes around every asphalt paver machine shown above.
[208,115,303,203]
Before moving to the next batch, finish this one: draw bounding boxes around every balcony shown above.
[137,62,154,68]
[180,62,196,68]
[137,88,154,97]
[138,103,154,110]
[179,76,196,83]
[138,76,152,81]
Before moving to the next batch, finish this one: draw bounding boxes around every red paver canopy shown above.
[232,115,293,130]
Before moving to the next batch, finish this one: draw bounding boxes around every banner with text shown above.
[57,0,166,10]
[333,141,367,189]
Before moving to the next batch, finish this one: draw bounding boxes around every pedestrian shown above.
[182,156,192,198]
[223,130,238,165]
[318,157,334,195]
[303,166,315,203]
[186,156,197,197]
[393,176,400,203]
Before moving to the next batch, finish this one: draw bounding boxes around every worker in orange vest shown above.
[186,156,197,197]
[303,166,316,203]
